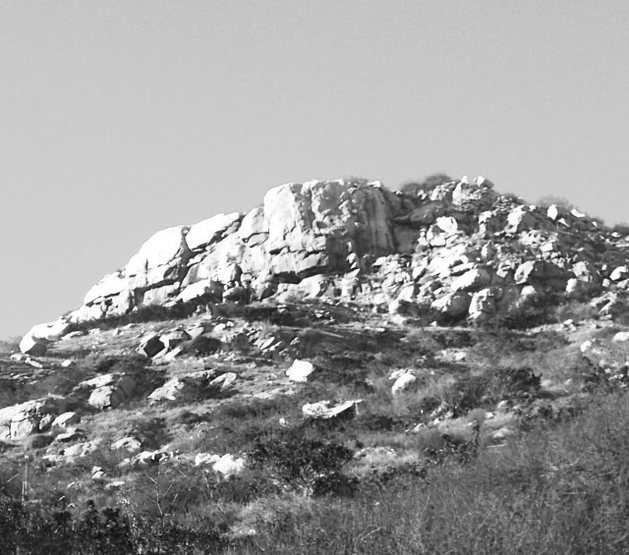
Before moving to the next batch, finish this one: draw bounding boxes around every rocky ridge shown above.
[20,175,629,352]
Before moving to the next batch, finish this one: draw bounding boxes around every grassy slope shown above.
[0,303,628,553]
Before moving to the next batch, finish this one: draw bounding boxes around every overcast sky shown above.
[1,1,629,339]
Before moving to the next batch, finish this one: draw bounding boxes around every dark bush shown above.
[399,173,453,195]
[248,430,354,493]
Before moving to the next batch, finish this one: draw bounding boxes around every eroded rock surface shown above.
[21,175,629,340]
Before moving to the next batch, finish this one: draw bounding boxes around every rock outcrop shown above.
[25,175,629,336]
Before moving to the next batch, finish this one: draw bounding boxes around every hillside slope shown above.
[3,175,629,552]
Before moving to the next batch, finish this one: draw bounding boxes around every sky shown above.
[1,0,629,339]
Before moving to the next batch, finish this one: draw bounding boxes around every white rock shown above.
[468,288,497,322]
[238,206,268,242]
[391,373,417,395]
[286,360,316,382]
[210,372,237,391]
[298,275,330,298]
[24,319,72,343]
[475,175,494,188]
[431,292,471,318]
[212,454,246,477]
[54,427,86,443]
[186,212,241,251]
[111,436,142,452]
[610,266,629,282]
[570,208,587,218]
[506,206,537,234]
[83,273,128,305]
[92,466,107,482]
[546,205,559,220]
[451,268,491,292]
[491,428,514,442]
[435,216,458,236]
[194,452,221,467]
[451,181,497,209]
[126,226,190,276]
[613,331,629,342]
[19,335,47,356]
[302,399,363,420]
[52,412,80,431]
[81,374,137,410]
[177,279,221,303]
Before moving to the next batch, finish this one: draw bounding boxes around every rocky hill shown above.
[5,175,629,553]
[19,175,629,353]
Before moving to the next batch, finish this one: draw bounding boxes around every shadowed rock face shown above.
[22,174,629,341]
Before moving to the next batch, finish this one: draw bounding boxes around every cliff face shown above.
[19,174,629,352]
[70,178,419,324]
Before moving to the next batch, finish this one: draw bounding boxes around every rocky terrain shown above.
[5,175,629,553]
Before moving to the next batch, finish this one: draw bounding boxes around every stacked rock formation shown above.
[20,175,629,352]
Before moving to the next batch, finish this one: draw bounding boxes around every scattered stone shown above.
[55,427,87,443]
[0,397,65,441]
[302,399,363,420]
[390,372,417,395]
[159,329,191,351]
[212,454,246,477]
[91,466,107,482]
[138,333,166,358]
[286,360,316,382]
[148,369,234,404]
[209,372,237,392]
[51,412,80,431]
[610,266,629,282]
[194,453,220,467]
[431,292,471,319]
[111,436,142,452]
[78,373,138,410]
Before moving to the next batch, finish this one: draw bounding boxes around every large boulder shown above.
[148,370,234,404]
[302,399,363,420]
[0,397,66,440]
[286,360,316,382]
[74,374,138,410]
[451,268,492,292]
[19,335,48,356]
[19,317,73,355]
[431,292,471,319]
[468,288,498,323]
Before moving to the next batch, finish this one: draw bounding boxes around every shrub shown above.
[238,393,629,554]
[248,430,354,494]
[612,222,629,235]
[536,194,576,211]
[399,173,454,195]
